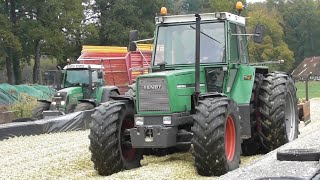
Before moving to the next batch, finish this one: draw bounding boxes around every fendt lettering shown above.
[143,85,162,90]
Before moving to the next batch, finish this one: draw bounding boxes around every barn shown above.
[292,56,320,81]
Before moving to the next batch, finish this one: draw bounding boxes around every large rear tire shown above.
[89,101,142,176]
[192,97,241,176]
[74,102,94,112]
[32,101,50,120]
[258,72,299,152]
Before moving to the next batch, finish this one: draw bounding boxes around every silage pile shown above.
[0,130,214,179]
[1,100,319,179]
[0,132,261,180]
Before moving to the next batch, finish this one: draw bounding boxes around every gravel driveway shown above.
[0,99,319,179]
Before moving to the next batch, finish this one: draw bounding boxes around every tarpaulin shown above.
[0,84,55,105]
[0,109,94,141]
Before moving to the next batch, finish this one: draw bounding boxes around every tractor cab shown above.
[49,64,105,112]
[62,64,104,89]
[153,13,227,67]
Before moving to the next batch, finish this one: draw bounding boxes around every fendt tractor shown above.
[89,3,299,176]
[32,63,119,119]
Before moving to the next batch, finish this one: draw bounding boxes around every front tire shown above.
[32,101,50,120]
[192,97,241,176]
[89,101,142,176]
[258,72,299,152]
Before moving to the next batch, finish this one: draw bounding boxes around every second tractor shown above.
[32,64,119,119]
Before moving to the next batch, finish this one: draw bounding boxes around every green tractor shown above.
[88,9,299,176]
[32,64,119,119]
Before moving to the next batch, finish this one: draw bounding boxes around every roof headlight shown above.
[215,13,226,20]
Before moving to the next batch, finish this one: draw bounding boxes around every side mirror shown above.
[254,24,264,44]
[128,30,138,51]
[97,70,103,79]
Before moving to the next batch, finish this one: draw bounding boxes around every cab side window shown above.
[237,25,249,64]
[230,23,239,63]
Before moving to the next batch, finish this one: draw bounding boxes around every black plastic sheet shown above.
[0,109,94,141]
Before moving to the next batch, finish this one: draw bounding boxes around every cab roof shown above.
[63,64,104,70]
[155,12,245,26]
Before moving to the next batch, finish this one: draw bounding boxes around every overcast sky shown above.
[247,0,266,3]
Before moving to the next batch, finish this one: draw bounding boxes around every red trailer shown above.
[77,45,152,94]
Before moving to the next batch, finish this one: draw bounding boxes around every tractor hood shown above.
[57,87,83,95]
[53,86,84,107]
[138,69,195,78]
[136,68,208,114]
[136,69,207,88]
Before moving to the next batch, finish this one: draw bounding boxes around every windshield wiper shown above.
[190,25,221,44]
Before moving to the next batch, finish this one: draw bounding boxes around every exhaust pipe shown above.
[194,14,201,105]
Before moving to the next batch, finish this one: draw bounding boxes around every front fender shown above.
[100,86,120,102]
[78,99,97,107]
[37,99,51,104]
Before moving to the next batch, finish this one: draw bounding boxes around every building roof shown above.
[292,56,320,78]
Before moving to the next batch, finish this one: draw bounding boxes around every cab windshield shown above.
[63,69,101,88]
[154,22,225,65]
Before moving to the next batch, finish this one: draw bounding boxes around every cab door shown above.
[226,22,255,138]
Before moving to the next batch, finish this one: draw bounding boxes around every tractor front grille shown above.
[138,77,170,112]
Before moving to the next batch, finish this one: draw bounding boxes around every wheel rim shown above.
[225,115,236,161]
[285,91,295,141]
[121,117,136,161]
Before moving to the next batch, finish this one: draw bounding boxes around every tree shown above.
[247,4,294,72]
[265,0,320,65]
[0,2,22,84]
[282,0,320,64]
[92,0,162,46]
[15,0,83,83]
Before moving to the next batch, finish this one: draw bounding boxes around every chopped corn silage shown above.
[1,99,318,179]
[0,131,261,180]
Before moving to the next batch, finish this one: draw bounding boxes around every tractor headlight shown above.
[134,117,144,126]
[163,116,172,125]
[52,102,56,106]
[60,101,65,106]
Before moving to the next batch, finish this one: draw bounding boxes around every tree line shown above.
[0,0,318,84]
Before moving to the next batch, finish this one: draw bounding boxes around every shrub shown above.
[8,93,38,118]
